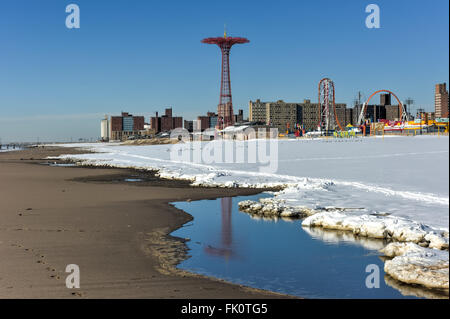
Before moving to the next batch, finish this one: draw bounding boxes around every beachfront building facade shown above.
[109,112,145,141]
[249,99,348,132]
[265,100,302,133]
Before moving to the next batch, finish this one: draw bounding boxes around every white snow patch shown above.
[52,137,449,289]
[302,211,448,249]
[380,243,449,289]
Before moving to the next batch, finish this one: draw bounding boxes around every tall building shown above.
[191,111,228,131]
[265,100,302,133]
[385,105,402,121]
[151,112,160,132]
[301,100,348,131]
[249,99,348,132]
[334,104,349,128]
[380,93,391,106]
[150,108,183,133]
[300,99,318,131]
[234,109,244,124]
[184,120,194,132]
[123,115,134,131]
[351,93,402,124]
[249,99,267,122]
[204,112,219,129]
[366,105,387,122]
[209,114,218,129]
[109,112,145,141]
[435,83,449,118]
[197,116,211,131]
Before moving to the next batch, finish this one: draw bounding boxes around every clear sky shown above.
[0,0,448,142]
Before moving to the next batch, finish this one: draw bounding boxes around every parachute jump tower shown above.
[202,30,249,129]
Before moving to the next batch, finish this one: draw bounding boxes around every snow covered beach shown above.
[54,135,449,290]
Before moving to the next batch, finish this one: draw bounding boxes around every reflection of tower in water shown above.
[221,197,232,247]
[204,197,233,259]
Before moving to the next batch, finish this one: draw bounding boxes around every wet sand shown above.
[0,146,290,299]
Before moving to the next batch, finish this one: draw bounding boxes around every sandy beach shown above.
[0,146,289,299]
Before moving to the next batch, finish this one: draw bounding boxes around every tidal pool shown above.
[171,194,443,299]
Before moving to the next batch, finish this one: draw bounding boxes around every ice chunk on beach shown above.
[302,211,448,249]
[238,198,317,218]
[380,243,449,289]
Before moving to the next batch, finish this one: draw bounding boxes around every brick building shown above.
[234,109,245,124]
[351,94,403,124]
[197,116,211,131]
[109,112,145,141]
[184,120,194,132]
[435,83,449,118]
[380,93,391,106]
[385,105,402,121]
[250,99,348,132]
[191,111,230,131]
[150,112,160,133]
[150,108,183,133]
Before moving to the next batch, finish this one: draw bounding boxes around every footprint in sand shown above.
[71,292,83,297]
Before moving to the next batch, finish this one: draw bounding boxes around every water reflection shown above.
[204,197,234,259]
[303,227,450,298]
[384,275,449,299]
[172,195,424,299]
[302,226,388,251]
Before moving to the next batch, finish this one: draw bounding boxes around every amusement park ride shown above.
[315,77,414,135]
[356,89,408,126]
[317,78,344,132]
[202,28,249,130]
[201,27,444,136]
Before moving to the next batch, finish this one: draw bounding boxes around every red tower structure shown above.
[202,31,249,129]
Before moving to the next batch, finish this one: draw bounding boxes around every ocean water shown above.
[171,194,442,299]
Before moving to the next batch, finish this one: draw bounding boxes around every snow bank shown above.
[380,243,449,289]
[238,196,367,219]
[53,137,449,291]
[302,211,448,249]
[54,138,449,228]
[238,198,317,218]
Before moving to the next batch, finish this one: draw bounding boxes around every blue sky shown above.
[0,0,448,142]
